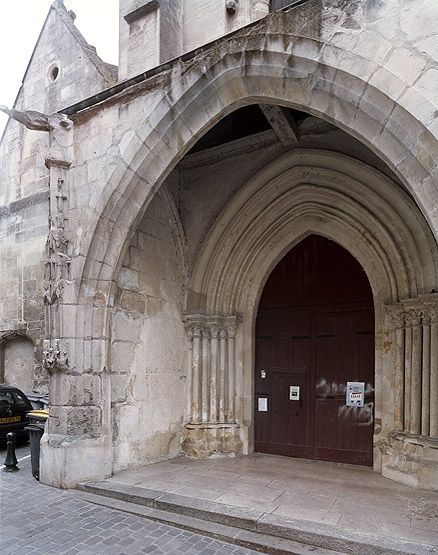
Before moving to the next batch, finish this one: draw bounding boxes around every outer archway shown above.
[41,5,438,489]
[255,235,375,466]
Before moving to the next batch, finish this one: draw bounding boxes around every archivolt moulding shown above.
[188,150,438,316]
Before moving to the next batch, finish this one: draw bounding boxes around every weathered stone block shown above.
[111,340,137,374]
[183,423,242,458]
[66,406,102,437]
[112,310,141,342]
[145,296,162,317]
[117,267,139,290]
[111,374,131,404]
[120,290,146,314]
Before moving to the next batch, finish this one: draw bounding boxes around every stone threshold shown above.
[78,481,436,555]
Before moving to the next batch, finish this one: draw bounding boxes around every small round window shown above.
[49,65,59,81]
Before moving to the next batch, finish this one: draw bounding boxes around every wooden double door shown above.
[255,235,375,466]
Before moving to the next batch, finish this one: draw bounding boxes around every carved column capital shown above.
[421,311,432,326]
[386,296,438,328]
[183,314,241,337]
[223,316,241,338]
[389,311,406,329]
[184,320,203,340]
[210,325,220,339]
[387,309,406,330]
[404,310,422,327]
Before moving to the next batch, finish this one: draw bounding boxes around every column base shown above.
[381,432,438,491]
[182,423,242,458]
[40,433,112,488]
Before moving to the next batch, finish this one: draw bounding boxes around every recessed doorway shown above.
[255,235,375,465]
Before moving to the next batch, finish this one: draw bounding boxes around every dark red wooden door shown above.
[255,235,374,465]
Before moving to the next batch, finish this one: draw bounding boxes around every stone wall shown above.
[0,2,115,393]
[0,193,47,391]
[119,0,270,79]
[2,336,34,393]
[111,189,187,473]
[182,0,270,52]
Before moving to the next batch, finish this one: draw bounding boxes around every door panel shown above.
[255,235,374,465]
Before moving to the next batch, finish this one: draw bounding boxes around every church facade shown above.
[0,0,437,491]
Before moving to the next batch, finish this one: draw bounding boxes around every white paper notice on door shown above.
[258,397,268,412]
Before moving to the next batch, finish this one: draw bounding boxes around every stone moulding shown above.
[43,139,72,374]
[124,1,159,24]
[182,314,242,457]
[44,157,72,169]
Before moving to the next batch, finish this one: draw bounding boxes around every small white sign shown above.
[258,397,268,412]
[289,386,300,401]
[346,382,365,407]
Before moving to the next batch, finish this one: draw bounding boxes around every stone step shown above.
[77,490,338,555]
[78,481,436,555]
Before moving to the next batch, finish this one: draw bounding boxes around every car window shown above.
[0,391,14,405]
[12,392,29,406]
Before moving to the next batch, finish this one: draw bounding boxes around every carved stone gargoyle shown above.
[0,105,72,131]
[226,0,238,14]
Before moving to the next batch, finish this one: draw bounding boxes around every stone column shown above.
[183,314,242,458]
[187,323,201,423]
[201,327,210,422]
[403,314,413,433]
[210,326,219,423]
[218,328,227,422]
[410,312,422,436]
[421,312,431,437]
[388,300,438,440]
[226,320,237,423]
[430,309,438,438]
[393,312,405,430]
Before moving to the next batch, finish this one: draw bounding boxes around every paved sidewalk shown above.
[106,453,438,548]
[0,447,258,555]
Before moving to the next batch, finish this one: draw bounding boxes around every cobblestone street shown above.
[0,445,257,555]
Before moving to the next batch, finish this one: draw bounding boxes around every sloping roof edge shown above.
[0,0,118,145]
[51,0,118,86]
[60,0,315,117]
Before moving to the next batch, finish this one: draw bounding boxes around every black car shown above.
[0,385,33,441]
